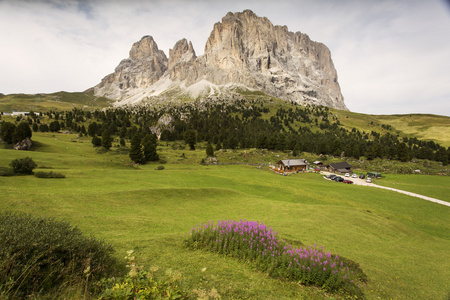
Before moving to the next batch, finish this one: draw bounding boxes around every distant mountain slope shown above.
[93,10,347,110]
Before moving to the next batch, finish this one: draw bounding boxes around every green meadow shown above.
[1,132,449,299]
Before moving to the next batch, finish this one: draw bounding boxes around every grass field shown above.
[333,109,450,148]
[0,91,112,112]
[1,132,449,299]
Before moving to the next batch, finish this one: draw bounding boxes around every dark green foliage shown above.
[0,212,118,298]
[49,120,61,132]
[396,143,410,162]
[206,142,214,157]
[92,135,102,147]
[88,122,99,137]
[0,121,16,144]
[184,129,197,150]
[32,123,39,132]
[129,134,144,164]
[34,171,65,178]
[101,129,113,150]
[155,165,165,170]
[9,157,37,174]
[142,134,159,161]
[13,122,32,143]
[0,167,15,176]
[39,123,49,132]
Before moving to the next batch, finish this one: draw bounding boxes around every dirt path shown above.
[321,172,450,207]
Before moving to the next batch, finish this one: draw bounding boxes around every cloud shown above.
[0,0,449,116]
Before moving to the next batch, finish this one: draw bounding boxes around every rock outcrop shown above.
[13,137,32,150]
[94,10,347,110]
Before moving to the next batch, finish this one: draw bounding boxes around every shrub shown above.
[99,250,188,299]
[0,212,119,298]
[9,156,37,174]
[34,171,66,178]
[0,167,15,176]
[156,165,165,170]
[185,220,366,297]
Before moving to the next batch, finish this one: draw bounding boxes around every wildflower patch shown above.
[185,220,367,297]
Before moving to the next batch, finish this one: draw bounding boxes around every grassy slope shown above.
[1,132,449,299]
[333,109,450,148]
[0,91,112,112]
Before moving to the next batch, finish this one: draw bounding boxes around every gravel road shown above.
[321,172,450,207]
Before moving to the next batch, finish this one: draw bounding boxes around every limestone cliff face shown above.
[94,36,168,99]
[94,10,347,110]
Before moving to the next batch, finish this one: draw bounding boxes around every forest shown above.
[1,99,449,166]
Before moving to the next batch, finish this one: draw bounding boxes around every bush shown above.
[9,157,37,174]
[0,167,15,176]
[185,220,366,297]
[0,212,119,298]
[34,171,66,179]
[98,250,188,299]
[156,165,165,170]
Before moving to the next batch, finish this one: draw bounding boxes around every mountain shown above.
[94,9,347,110]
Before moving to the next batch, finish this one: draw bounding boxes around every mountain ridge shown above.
[93,9,347,110]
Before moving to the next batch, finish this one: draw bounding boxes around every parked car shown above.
[334,177,344,182]
[366,178,372,183]
[352,174,358,178]
[329,175,338,180]
[359,174,365,179]
[344,173,350,177]
[343,180,353,184]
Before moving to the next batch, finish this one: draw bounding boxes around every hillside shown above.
[1,92,449,156]
[0,91,112,112]
[0,131,449,299]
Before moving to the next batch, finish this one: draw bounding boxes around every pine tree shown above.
[101,129,113,150]
[129,134,144,164]
[184,129,197,150]
[142,134,159,161]
[206,142,214,157]
[397,143,410,162]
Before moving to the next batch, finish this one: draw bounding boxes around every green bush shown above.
[0,212,119,298]
[0,167,15,176]
[34,171,66,178]
[156,165,165,170]
[9,157,37,174]
[99,251,188,300]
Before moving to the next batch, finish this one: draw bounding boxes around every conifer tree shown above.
[101,129,113,150]
[129,134,144,164]
[206,142,214,157]
[142,134,159,161]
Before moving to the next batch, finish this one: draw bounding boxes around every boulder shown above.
[13,137,32,150]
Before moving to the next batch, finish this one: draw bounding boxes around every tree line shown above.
[1,100,449,166]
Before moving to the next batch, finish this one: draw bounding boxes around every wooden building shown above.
[276,159,309,173]
[327,162,353,174]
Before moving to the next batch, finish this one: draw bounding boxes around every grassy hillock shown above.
[1,131,449,299]
[0,91,112,112]
[332,109,450,148]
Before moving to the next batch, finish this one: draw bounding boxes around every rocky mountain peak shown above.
[129,35,166,60]
[94,10,347,111]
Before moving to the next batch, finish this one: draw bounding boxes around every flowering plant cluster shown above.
[185,220,366,297]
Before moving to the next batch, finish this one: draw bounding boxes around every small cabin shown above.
[276,159,309,173]
[327,162,353,175]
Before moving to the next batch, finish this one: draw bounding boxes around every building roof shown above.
[328,162,352,169]
[277,159,308,166]
[313,161,323,165]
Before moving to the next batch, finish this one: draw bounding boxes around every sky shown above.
[1,0,450,116]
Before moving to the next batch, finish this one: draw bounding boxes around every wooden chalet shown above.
[276,159,309,173]
[327,162,353,174]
